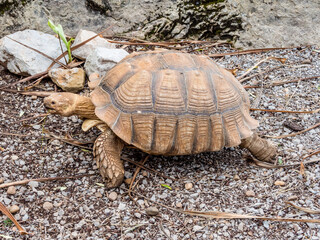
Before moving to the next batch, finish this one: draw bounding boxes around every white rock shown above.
[0,29,67,76]
[84,47,129,77]
[193,225,203,232]
[28,181,39,188]
[118,202,126,210]
[72,29,116,60]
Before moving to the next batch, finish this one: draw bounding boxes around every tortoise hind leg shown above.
[94,128,125,188]
[240,132,277,163]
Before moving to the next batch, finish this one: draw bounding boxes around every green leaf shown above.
[3,219,13,227]
[278,157,283,165]
[54,186,67,191]
[81,149,91,152]
[48,19,73,63]
[161,184,172,190]
[96,183,105,187]
[0,234,13,239]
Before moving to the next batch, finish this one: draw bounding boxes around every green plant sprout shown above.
[48,19,73,63]
[3,218,13,227]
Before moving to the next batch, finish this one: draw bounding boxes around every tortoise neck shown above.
[74,95,98,120]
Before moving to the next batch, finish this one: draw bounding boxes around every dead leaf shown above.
[283,120,304,131]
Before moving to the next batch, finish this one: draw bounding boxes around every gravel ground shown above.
[0,45,320,239]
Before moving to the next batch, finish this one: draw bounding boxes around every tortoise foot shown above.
[93,128,125,188]
[240,132,277,163]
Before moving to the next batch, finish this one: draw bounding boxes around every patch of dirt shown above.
[0,45,320,239]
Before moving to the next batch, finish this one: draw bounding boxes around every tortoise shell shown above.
[91,51,258,155]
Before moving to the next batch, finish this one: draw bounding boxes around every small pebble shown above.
[9,205,20,214]
[124,178,132,185]
[176,202,183,208]
[11,155,18,161]
[43,202,53,211]
[134,212,141,218]
[7,186,16,195]
[185,182,193,190]
[95,192,102,198]
[0,178,4,184]
[274,180,286,186]
[108,192,118,201]
[233,175,240,180]
[245,190,255,197]
[142,171,148,177]
[146,206,159,216]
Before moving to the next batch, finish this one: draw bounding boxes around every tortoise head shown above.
[44,92,78,116]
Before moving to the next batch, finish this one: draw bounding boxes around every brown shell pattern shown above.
[91,51,258,155]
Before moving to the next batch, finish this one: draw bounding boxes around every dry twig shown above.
[244,75,320,88]
[237,57,286,81]
[286,201,320,214]
[124,187,320,224]
[250,108,319,114]
[247,156,320,169]
[0,174,95,189]
[128,155,149,200]
[265,122,320,139]
[209,47,293,58]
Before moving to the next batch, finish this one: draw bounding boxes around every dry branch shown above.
[265,122,320,139]
[209,47,294,57]
[0,174,95,189]
[125,187,320,224]
[286,201,320,214]
[250,108,319,114]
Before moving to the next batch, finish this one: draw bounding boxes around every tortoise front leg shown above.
[94,128,125,188]
[240,132,277,163]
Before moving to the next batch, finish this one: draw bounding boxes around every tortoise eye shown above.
[51,101,55,105]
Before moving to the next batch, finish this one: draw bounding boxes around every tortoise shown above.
[44,50,276,188]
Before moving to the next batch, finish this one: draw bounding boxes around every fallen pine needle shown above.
[244,75,320,88]
[237,56,286,81]
[302,149,320,160]
[250,108,319,114]
[0,174,94,188]
[285,201,320,214]
[247,156,320,169]
[0,202,28,235]
[209,47,293,58]
[181,210,320,223]
[123,187,320,224]
[265,122,320,139]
